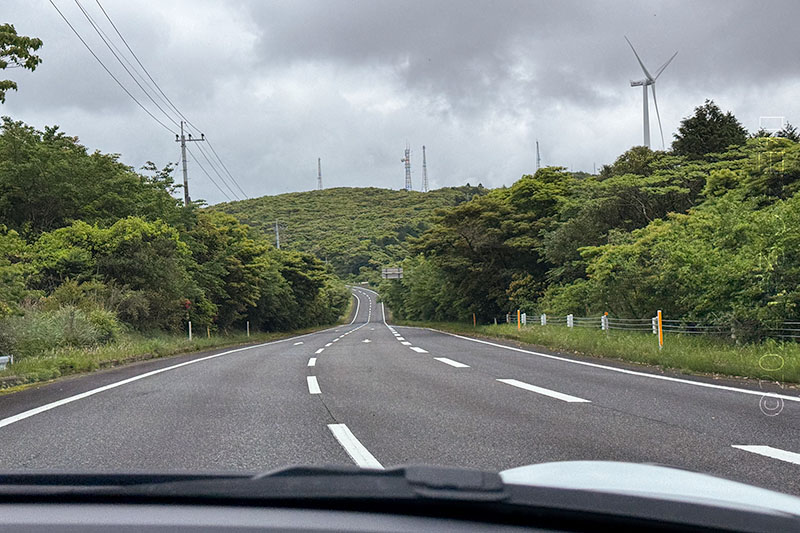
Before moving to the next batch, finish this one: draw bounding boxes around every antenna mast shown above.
[317,158,322,190]
[422,145,429,192]
[401,144,412,191]
[536,140,541,171]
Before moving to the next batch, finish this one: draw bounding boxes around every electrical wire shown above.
[48,0,175,133]
[185,146,232,201]
[94,0,248,199]
[73,0,181,130]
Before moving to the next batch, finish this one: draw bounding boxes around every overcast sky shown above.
[3,0,799,204]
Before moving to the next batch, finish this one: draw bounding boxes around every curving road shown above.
[0,287,797,496]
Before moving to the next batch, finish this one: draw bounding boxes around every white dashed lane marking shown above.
[307,376,321,394]
[434,357,470,368]
[328,424,383,469]
[732,445,800,465]
[497,379,590,403]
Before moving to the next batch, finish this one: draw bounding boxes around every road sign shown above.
[381,267,403,279]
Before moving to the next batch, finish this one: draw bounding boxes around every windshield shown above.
[1,0,799,512]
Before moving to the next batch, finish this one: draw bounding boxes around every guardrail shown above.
[499,310,800,348]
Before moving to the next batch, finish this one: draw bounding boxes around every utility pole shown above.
[536,140,541,172]
[174,121,205,205]
[317,158,323,190]
[401,144,412,191]
[422,145,429,193]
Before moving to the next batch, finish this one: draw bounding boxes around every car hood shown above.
[501,460,800,516]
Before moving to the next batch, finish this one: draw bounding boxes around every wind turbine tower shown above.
[317,158,322,190]
[422,145,429,192]
[536,140,541,171]
[401,144,412,191]
[625,36,677,149]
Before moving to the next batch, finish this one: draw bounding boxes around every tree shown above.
[672,100,747,159]
[0,24,42,103]
[776,122,800,143]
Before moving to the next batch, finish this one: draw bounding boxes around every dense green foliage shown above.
[212,185,487,281]
[0,118,349,360]
[383,102,800,341]
[0,24,42,104]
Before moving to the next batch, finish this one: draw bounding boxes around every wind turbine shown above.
[625,36,677,150]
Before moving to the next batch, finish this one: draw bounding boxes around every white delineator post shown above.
[188,321,192,341]
[567,314,574,328]
[247,321,250,337]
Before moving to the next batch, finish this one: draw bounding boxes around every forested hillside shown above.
[0,117,349,360]
[382,101,800,341]
[212,185,487,280]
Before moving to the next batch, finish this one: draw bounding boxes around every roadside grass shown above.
[0,304,357,393]
[398,321,800,385]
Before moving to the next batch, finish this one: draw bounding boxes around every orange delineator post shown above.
[473,313,476,327]
[657,309,664,349]
[517,309,521,331]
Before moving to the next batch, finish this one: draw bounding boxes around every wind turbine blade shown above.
[625,36,653,80]
[654,51,678,80]
[651,84,665,150]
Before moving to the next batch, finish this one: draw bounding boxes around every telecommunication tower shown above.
[401,144,412,191]
[422,145,429,192]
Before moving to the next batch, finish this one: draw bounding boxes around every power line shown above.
[193,140,241,200]
[94,0,248,200]
[73,0,181,130]
[205,138,247,198]
[185,145,232,202]
[94,0,194,129]
[48,0,175,133]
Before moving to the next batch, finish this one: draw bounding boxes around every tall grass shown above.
[402,321,800,385]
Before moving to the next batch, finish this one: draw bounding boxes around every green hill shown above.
[210,185,487,280]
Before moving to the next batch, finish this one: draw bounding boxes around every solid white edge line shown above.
[349,291,361,325]
[434,357,470,368]
[497,378,590,403]
[422,328,800,403]
[328,423,384,469]
[0,327,336,430]
[307,376,321,394]
[409,347,428,353]
[732,445,800,465]
[308,358,316,367]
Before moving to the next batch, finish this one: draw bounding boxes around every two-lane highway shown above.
[0,286,797,496]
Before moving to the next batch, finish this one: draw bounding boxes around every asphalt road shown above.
[0,286,798,496]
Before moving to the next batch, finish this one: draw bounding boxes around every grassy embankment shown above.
[0,297,356,394]
[397,321,800,385]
